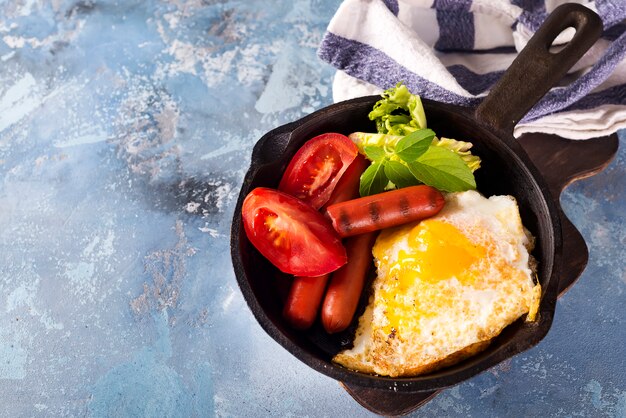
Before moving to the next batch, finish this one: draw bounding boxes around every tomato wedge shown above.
[242,188,347,276]
[278,133,358,209]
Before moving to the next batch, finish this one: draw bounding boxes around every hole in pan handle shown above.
[474,3,603,134]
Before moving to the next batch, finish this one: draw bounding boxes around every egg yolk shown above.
[375,220,487,336]
[406,220,485,283]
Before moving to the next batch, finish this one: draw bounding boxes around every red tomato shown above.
[242,188,347,276]
[278,133,358,209]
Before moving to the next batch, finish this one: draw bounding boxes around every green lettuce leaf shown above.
[433,137,482,172]
[368,83,427,135]
[349,132,481,173]
[349,132,402,153]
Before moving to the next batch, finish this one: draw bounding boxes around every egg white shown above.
[333,190,540,377]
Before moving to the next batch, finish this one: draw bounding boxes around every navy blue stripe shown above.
[518,2,626,33]
[518,10,547,31]
[431,0,473,11]
[382,0,399,16]
[318,32,479,107]
[603,23,626,42]
[447,65,505,96]
[596,0,626,28]
[511,0,545,12]
[433,0,474,51]
[512,0,546,31]
[465,46,518,54]
[517,9,625,42]
[562,83,626,113]
[523,31,626,121]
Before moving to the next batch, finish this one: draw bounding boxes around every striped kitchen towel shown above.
[318,0,626,139]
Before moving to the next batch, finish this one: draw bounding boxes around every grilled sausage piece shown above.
[325,185,445,238]
[321,232,377,334]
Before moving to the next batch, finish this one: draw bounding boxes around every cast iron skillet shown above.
[231,3,602,396]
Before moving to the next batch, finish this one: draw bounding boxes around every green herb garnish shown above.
[359,161,388,197]
[406,146,476,192]
[354,83,481,196]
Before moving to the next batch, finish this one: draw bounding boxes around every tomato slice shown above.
[242,188,347,276]
[278,133,358,209]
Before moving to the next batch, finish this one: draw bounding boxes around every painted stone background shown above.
[0,0,624,416]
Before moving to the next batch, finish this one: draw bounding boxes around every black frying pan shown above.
[231,3,602,395]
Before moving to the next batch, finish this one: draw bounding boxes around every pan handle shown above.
[474,3,602,134]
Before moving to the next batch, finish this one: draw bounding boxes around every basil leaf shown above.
[395,129,436,162]
[407,146,476,192]
[363,145,386,162]
[360,161,388,197]
[384,160,420,189]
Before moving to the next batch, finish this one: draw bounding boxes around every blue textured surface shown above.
[0,1,624,416]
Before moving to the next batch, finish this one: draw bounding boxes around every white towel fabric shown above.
[318,0,626,139]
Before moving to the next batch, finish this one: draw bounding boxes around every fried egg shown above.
[333,190,541,377]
